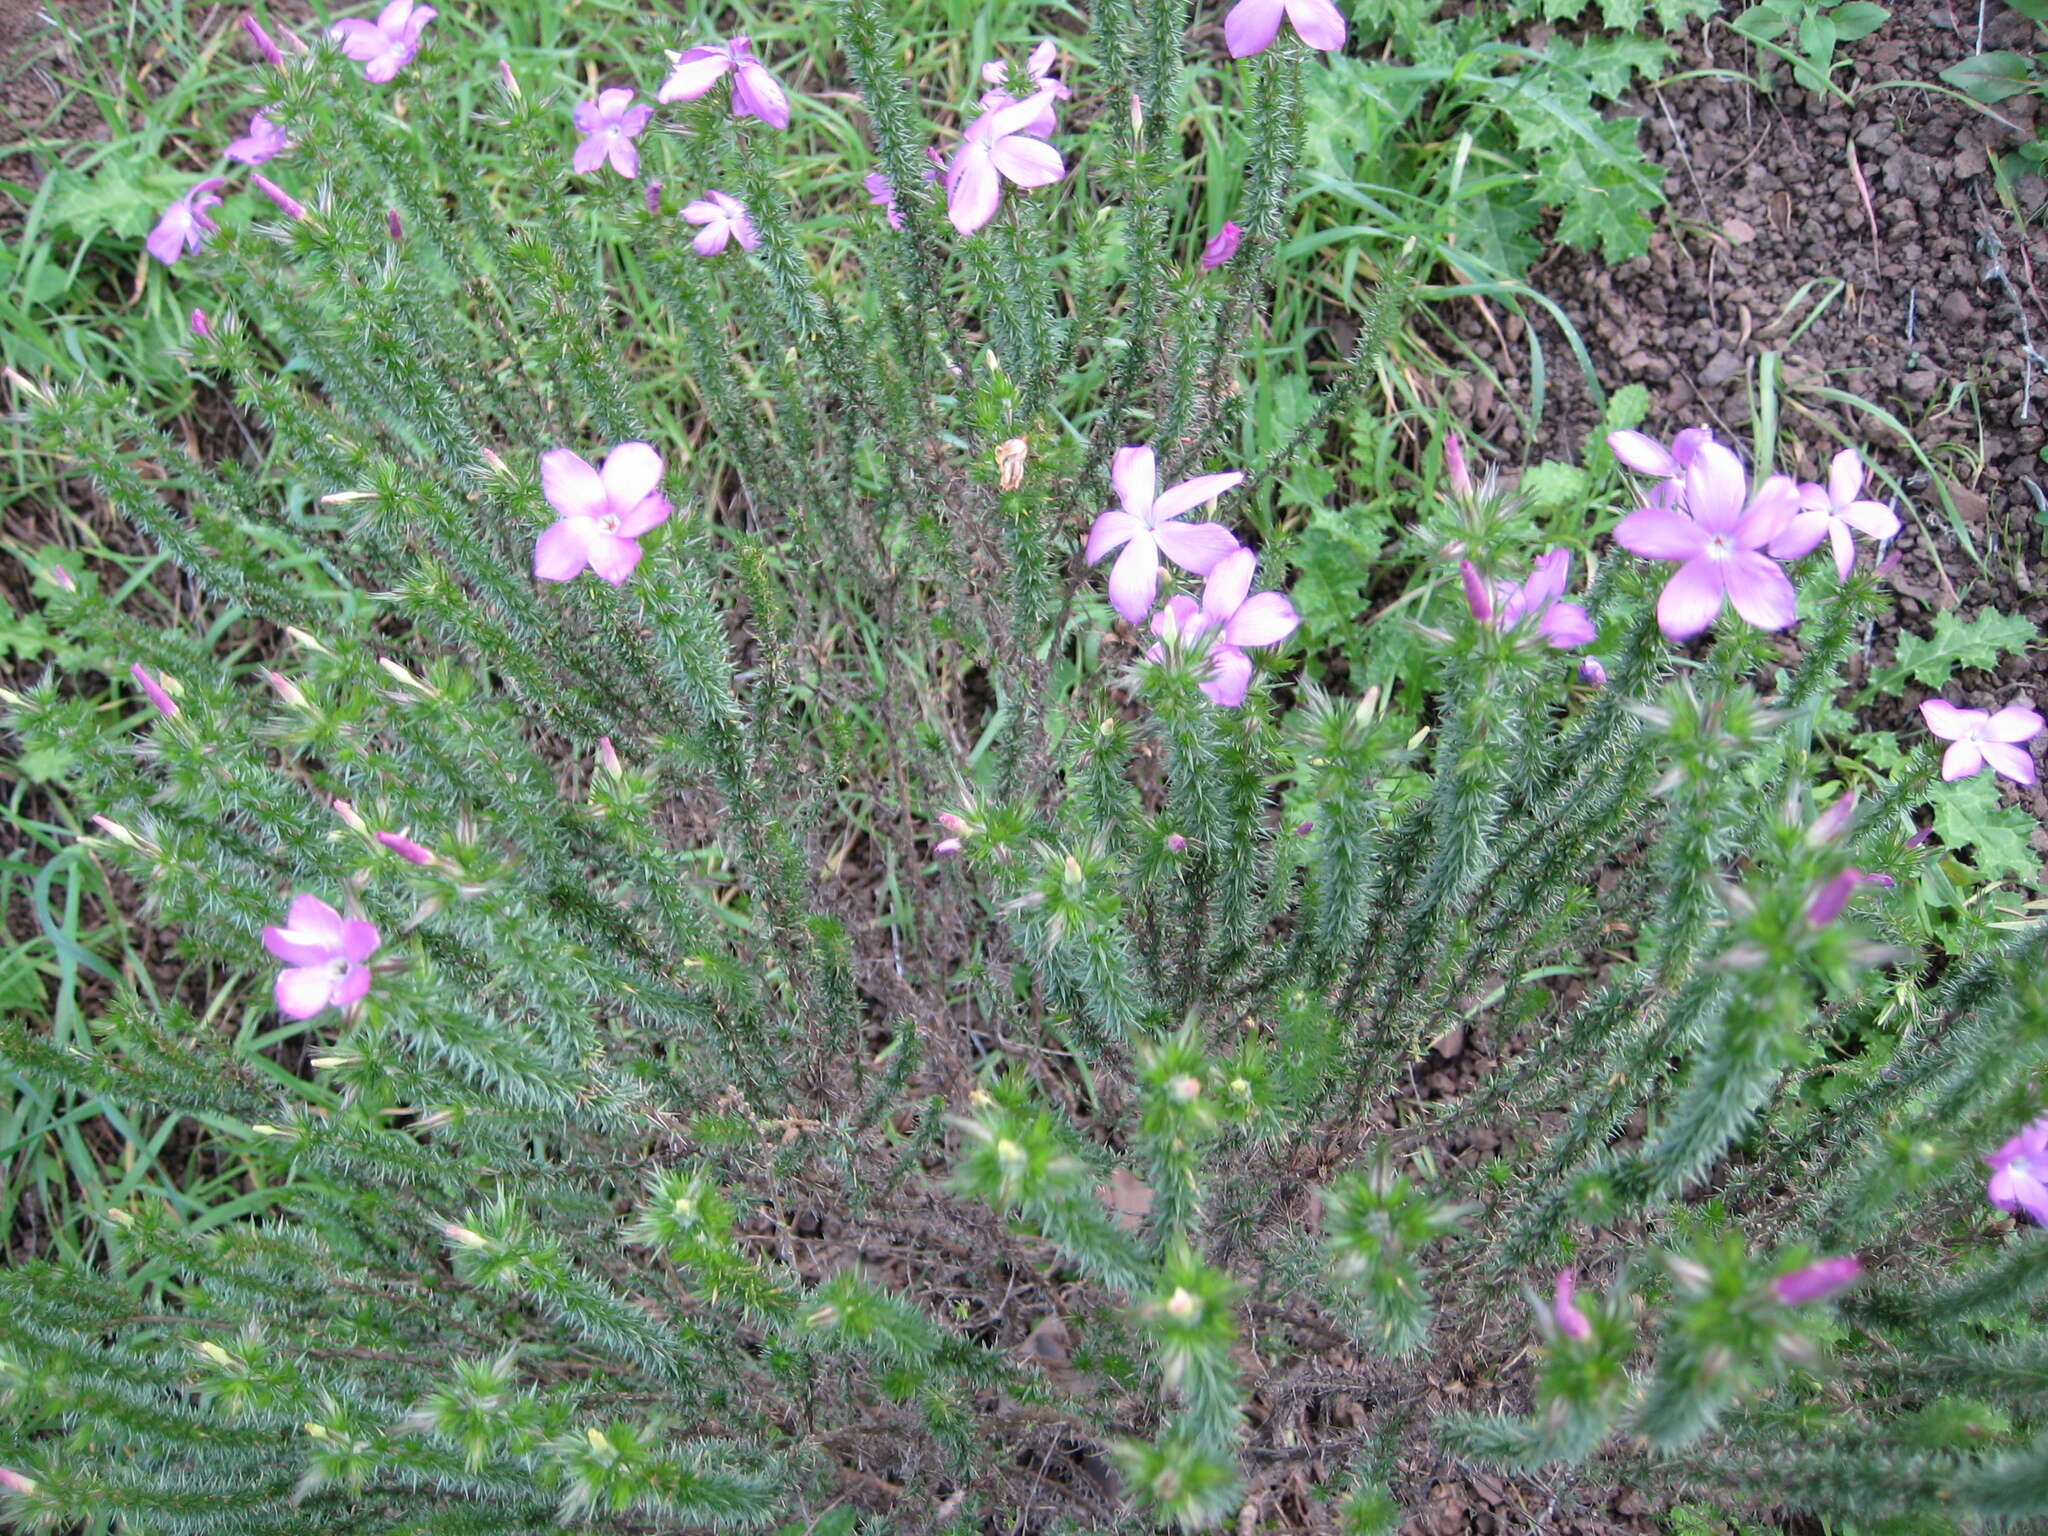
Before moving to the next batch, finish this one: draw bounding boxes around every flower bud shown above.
[1199,221,1242,270]
[1806,791,1857,847]
[387,209,403,242]
[189,307,212,339]
[936,812,968,834]
[375,830,437,867]
[1163,1286,1200,1321]
[498,59,520,99]
[1165,833,1188,853]
[1166,1073,1203,1105]
[994,1138,1027,1174]
[805,1302,841,1330]
[48,564,76,592]
[1551,1268,1592,1342]
[934,837,962,859]
[995,436,1028,490]
[643,180,663,215]
[241,13,285,65]
[0,1468,38,1496]
[443,1223,489,1248]
[597,736,623,776]
[330,799,368,835]
[1578,657,1607,687]
[1770,1254,1862,1305]
[250,173,305,221]
[1293,820,1314,836]
[1443,431,1473,499]
[196,1340,235,1366]
[264,669,307,709]
[1805,869,1863,929]
[129,663,180,719]
[1459,559,1493,625]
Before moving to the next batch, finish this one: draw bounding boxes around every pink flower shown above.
[1443,431,1473,499]
[189,308,212,339]
[1223,0,1347,58]
[944,89,1064,235]
[1145,547,1300,708]
[1611,441,1800,642]
[1461,549,1595,650]
[1806,789,1857,847]
[1608,425,1714,483]
[682,191,758,255]
[572,89,652,177]
[250,173,305,220]
[1805,868,1890,928]
[1085,445,1244,623]
[1552,1269,1592,1342]
[1200,220,1242,269]
[1165,833,1189,852]
[978,40,1070,137]
[534,443,673,585]
[374,830,436,866]
[1987,1115,2048,1226]
[657,36,789,128]
[1769,1255,1862,1305]
[129,663,179,719]
[226,109,288,166]
[328,0,436,84]
[145,179,225,266]
[263,895,380,1019]
[1919,699,2043,785]
[865,171,903,229]
[1768,449,1899,580]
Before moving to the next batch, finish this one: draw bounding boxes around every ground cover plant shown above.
[3,0,2047,1532]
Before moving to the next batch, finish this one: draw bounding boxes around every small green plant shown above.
[1732,0,1891,96]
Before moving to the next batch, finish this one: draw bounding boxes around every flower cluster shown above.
[1085,445,1299,708]
[1610,427,1895,642]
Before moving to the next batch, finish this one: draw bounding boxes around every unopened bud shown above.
[498,59,520,99]
[1166,1073,1203,1105]
[994,1137,1027,1173]
[250,173,305,221]
[331,799,368,834]
[1129,92,1143,134]
[103,1207,135,1227]
[249,1123,291,1138]
[1578,657,1607,687]
[0,1468,37,1497]
[241,13,285,65]
[374,830,436,867]
[129,663,180,719]
[48,564,76,592]
[934,837,962,860]
[1459,559,1493,625]
[937,812,968,834]
[1163,1286,1200,1322]
[196,1340,235,1366]
[805,1302,841,1329]
[283,626,331,656]
[303,1422,329,1440]
[442,1223,488,1248]
[1770,1254,1862,1306]
[597,735,623,776]
[1551,1269,1592,1342]
[264,669,307,709]
[1665,1254,1712,1295]
[1165,833,1188,852]
[320,490,375,505]
[377,656,430,694]
[1443,431,1473,499]
[190,307,213,339]
[387,209,403,242]
[1062,853,1084,886]
[1806,791,1857,848]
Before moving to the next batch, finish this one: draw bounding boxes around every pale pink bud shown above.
[597,736,623,776]
[443,1223,488,1248]
[1444,432,1473,499]
[1806,791,1857,847]
[0,1468,36,1496]
[936,812,968,834]
[1807,869,1891,928]
[1578,657,1607,687]
[331,798,368,834]
[1770,1254,1862,1305]
[375,830,436,867]
[129,663,179,719]
[241,12,285,65]
[1199,221,1242,269]
[251,173,304,220]
[934,838,963,859]
[48,565,75,593]
[1165,833,1188,852]
[498,59,519,98]
[264,669,307,708]
[1459,559,1492,625]
[189,307,212,339]
[1552,1268,1592,1341]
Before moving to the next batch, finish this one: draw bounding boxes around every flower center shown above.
[1704,533,1733,560]
[598,513,621,534]
[328,958,354,980]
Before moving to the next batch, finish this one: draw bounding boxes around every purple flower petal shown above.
[1223,0,1287,57]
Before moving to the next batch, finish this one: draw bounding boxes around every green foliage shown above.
[1870,607,2036,694]
[1733,0,1893,96]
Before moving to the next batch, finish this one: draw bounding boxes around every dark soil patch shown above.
[1466,1,2048,877]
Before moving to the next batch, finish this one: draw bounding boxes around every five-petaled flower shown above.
[1200,220,1243,269]
[1918,699,2043,785]
[146,179,226,266]
[1768,448,1899,580]
[573,89,653,177]
[226,109,288,166]
[1987,1115,2048,1226]
[1461,549,1595,650]
[1146,547,1300,707]
[329,0,436,84]
[1551,1269,1592,1342]
[944,89,1064,235]
[263,895,380,1020]
[534,443,674,585]
[1612,440,1800,642]
[682,190,758,255]
[979,40,1070,137]
[1223,0,1347,59]
[1086,444,1244,623]
[1769,1255,1862,1305]
[658,36,790,128]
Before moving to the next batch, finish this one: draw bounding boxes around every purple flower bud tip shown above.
[1770,1255,1862,1305]
[1806,869,1864,929]
[1199,220,1242,269]
[934,837,962,859]
[1867,872,1896,887]
[251,173,304,220]
[1905,825,1932,849]
[387,210,403,241]
[597,736,622,776]
[129,663,179,719]
[1165,833,1188,852]
[1459,559,1493,625]
[1552,1269,1592,1341]
[1444,431,1473,499]
[189,307,212,339]
[644,180,663,215]
[1293,820,1314,836]
[1807,790,1856,847]
[374,830,436,866]
[498,60,517,95]
[241,12,285,65]
[1578,657,1607,687]
[49,565,76,593]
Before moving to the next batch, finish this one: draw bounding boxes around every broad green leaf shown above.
[1872,608,2036,692]
[1931,770,2041,885]
[1939,51,2034,105]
